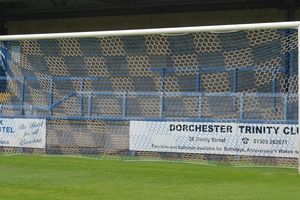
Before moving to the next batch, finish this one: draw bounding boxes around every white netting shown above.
[0,27,298,168]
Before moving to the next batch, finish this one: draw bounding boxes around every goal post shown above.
[0,21,300,40]
[298,24,300,173]
[0,21,299,171]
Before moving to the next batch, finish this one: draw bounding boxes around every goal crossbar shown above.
[0,21,300,41]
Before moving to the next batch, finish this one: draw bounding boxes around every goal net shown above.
[0,22,299,169]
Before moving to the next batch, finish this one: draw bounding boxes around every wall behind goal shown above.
[6,8,296,34]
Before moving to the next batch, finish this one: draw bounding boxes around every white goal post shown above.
[298,23,300,173]
[0,22,299,40]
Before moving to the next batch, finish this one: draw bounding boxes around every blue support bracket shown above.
[159,68,166,118]
[29,105,33,116]
[20,76,25,115]
[232,69,238,111]
[239,93,244,120]
[195,68,201,92]
[283,94,288,121]
[198,92,203,118]
[48,76,54,116]
[122,92,127,118]
[0,47,8,93]
[159,93,164,118]
[79,79,84,116]
[50,92,77,110]
[272,71,277,110]
[232,69,237,92]
[0,47,8,71]
[196,68,202,119]
[88,93,93,116]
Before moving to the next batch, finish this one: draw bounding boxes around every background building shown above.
[0,0,299,34]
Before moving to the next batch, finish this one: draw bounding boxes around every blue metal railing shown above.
[0,75,297,124]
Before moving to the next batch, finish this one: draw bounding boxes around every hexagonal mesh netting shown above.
[0,26,298,168]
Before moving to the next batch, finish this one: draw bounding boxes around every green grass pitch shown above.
[0,155,300,200]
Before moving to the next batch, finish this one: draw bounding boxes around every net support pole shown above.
[298,25,300,174]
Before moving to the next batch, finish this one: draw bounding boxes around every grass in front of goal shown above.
[0,155,299,200]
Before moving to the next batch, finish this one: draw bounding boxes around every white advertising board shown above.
[0,118,46,148]
[130,121,299,158]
